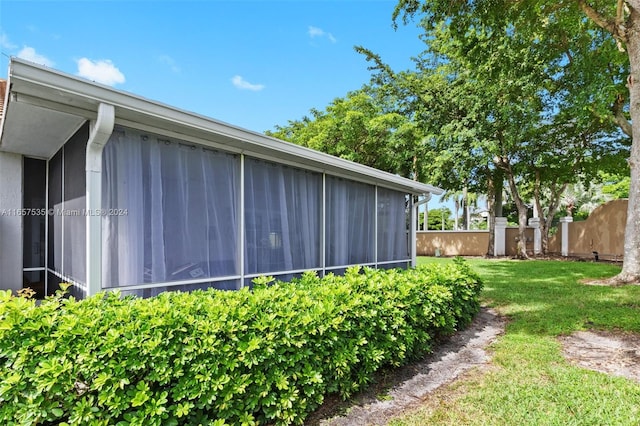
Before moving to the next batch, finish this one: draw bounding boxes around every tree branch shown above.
[617,0,625,26]
[577,0,625,42]
[613,93,633,136]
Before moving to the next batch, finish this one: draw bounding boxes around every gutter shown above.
[86,103,115,296]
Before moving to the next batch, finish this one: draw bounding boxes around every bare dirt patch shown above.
[558,330,640,383]
[305,308,506,425]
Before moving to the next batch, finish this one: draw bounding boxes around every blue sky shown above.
[0,0,453,211]
[0,0,425,134]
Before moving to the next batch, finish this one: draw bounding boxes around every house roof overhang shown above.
[0,58,443,196]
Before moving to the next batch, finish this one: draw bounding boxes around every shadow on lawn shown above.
[472,259,640,336]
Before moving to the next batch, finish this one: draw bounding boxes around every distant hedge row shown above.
[0,259,482,425]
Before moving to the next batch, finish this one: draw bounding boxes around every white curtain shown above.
[325,177,375,267]
[377,188,409,261]
[244,158,321,274]
[102,128,239,288]
[102,131,145,287]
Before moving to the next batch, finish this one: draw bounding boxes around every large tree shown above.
[266,86,427,179]
[392,0,640,282]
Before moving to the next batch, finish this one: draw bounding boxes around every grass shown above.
[388,257,640,426]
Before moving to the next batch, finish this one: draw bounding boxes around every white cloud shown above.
[308,26,325,38]
[158,55,181,73]
[0,33,17,49]
[76,58,125,86]
[17,46,54,67]
[308,26,336,43]
[231,75,265,91]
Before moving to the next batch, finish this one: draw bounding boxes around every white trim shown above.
[44,158,49,296]
[244,268,322,279]
[23,267,45,272]
[61,146,64,277]
[102,275,242,292]
[321,173,326,276]
[374,185,378,264]
[325,262,377,270]
[411,196,417,267]
[47,268,87,291]
[376,259,411,266]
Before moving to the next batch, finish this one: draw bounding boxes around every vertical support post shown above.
[44,159,49,296]
[494,217,507,256]
[410,195,417,267]
[528,217,541,255]
[560,216,573,257]
[239,154,245,288]
[86,103,115,297]
[374,186,378,268]
[321,173,326,277]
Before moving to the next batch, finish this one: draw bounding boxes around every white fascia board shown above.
[8,58,443,195]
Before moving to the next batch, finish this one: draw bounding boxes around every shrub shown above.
[0,259,482,425]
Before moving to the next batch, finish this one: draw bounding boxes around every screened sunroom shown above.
[0,58,442,298]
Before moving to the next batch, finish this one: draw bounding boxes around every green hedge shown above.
[0,259,482,426]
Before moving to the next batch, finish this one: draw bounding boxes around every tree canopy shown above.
[391,0,640,281]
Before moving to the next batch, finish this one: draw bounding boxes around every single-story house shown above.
[0,58,442,299]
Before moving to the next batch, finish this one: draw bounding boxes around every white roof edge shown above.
[7,58,443,195]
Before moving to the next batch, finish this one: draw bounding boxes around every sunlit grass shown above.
[390,257,640,425]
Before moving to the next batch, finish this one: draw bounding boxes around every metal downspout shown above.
[411,195,417,267]
[86,103,115,297]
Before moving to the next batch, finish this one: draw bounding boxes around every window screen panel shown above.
[63,124,88,284]
[23,158,46,269]
[102,128,240,288]
[48,149,63,273]
[377,188,410,262]
[325,177,375,267]
[244,158,322,274]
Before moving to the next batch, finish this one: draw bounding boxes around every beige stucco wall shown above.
[548,230,561,253]
[417,227,535,257]
[565,199,627,260]
[505,227,535,256]
[417,231,489,256]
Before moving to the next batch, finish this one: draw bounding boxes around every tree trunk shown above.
[504,163,529,259]
[453,198,460,230]
[486,173,496,257]
[495,174,503,217]
[462,187,468,230]
[514,201,529,259]
[575,0,640,283]
[532,171,568,256]
[618,22,640,283]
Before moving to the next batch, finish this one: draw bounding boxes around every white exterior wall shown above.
[0,151,23,292]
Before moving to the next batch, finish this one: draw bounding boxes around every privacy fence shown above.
[417,199,628,261]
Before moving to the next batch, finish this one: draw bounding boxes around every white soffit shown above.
[1,100,85,158]
[2,58,443,195]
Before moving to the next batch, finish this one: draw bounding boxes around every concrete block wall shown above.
[0,151,23,293]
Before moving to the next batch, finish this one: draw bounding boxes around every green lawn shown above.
[389,257,640,426]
